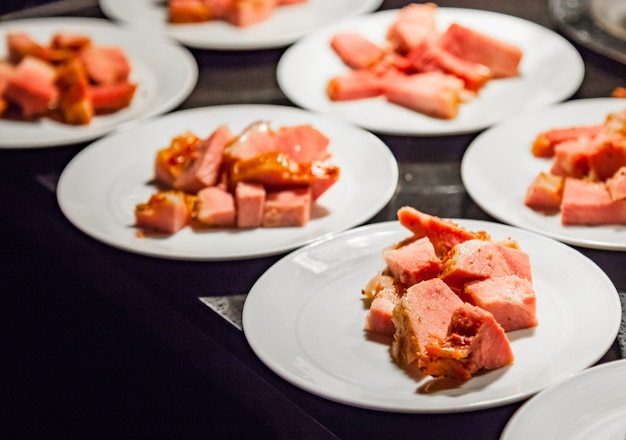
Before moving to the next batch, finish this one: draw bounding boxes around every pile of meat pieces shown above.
[168,0,307,27]
[0,32,136,125]
[327,3,522,119]
[134,121,340,234]
[525,107,626,225]
[362,207,538,383]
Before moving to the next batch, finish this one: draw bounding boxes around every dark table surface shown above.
[2,1,625,439]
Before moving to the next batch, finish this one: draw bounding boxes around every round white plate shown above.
[57,104,398,260]
[0,17,197,149]
[243,220,621,413]
[461,98,626,251]
[501,359,626,440]
[98,0,383,50]
[277,8,584,136]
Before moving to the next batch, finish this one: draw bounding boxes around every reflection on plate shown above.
[57,104,398,260]
[461,98,626,251]
[98,0,383,50]
[0,17,197,149]
[501,359,626,440]
[243,220,621,413]
[550,0,626,65]
[277,8,584,136]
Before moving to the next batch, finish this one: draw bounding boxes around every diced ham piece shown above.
[4,56,58,118]
[390,278,463,367]
[549,137,593,179]
[330,32,385,70]
[173,125,233,193]
[88,81,137,114]
[419,303,514,382]
[586,132,626,181]
[0,61,15,114]
[606,166,626,201]
[154,132,203,187]
[386,3,437,54]
[531,124,603,158]
[276,0,306,4]
[50,33,92,51]
[79,45,131,85]
[6,33,46,64]
[135,190,194,234]
[439,23,522,78]
[223,0,277,27]
[327,69,384,101]
[561,178,626,225]
[464,275,538,332]
[397,206,489,258]
[273,124,331,163]
[235,181,266,228]
[196,186,236,227]
[262,186,312,227]
[524,171,564,213]
[407,39,492,92]
[382,71,465,119]
[223,120,275,161]
[382,236,442,287]
[55,58,94,125]
[169,0,211,23]
[202,0,233,19]
[364,274,404,335]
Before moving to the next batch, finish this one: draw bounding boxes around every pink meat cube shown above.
[561,178,626,225]
[382,71,465,119]
[464,275,538,332]
[587,132,626,181]
[330,32,385,70]
[524,171,564,213]
[549,137,594,178]
[174,125,233,193]
[235,181,266,228]
[79,45,131,85]
[439,22,522,78]
[327,70,384,101]
[532,124,603,158]
[6,32,45,64]
[273,124,330,163]
[224,121,276,161]
[223,0,277,27]
[262,186,312,227]
[135,190,193,234]
[386,3,437,54]
[88,81,137,114]
[365,277,403,336]
[196,186,236,227]
[391,278,463,367]
[4,56,58,118]
[382,236,441,287]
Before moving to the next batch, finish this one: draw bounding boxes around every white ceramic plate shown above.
[98,0,383,50]
[461,98,626,251]
[277,8,584,136]
[57,104,398,260]
[0,17,197,149]
[243,220,621,412]
[501,359,626,440]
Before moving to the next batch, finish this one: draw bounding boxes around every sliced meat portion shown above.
[327,69,384,101]
[386,2,437,54]
[135,190,195,234]
[330,32,385,70]
[262,186,312,227]
[235,181,266,228]
[397,206,489,258]
[382,71,465,119]
[439,22,522,78]
[273,124,330,163]
[364,273,404,335]
[55,58,94,125]
[88,80,137,114]
[223,0,277,27]
[79,45,131,85]
[6,32,46,64]
[4,56,58,118]
[419,303,514,382]
[464,275,538,332]
[223,120,275,161]
[383,235,441,288]
[561,177,626,225]
[549,137,593,179]
[390,278,463,367]
[154,132,203,187]
[196,186,236,227]
[531,124,603,158]
[586,131,626,181]
[168,0,211,23]
[524,171,564,213]
[607,166,626,201]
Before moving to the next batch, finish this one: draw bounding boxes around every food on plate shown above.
[362,207,537,383]
[326,3,522,119]
[168,0,308,27]
[525,107,626,225]
[0,31,136,125]
[134,121,340,235]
